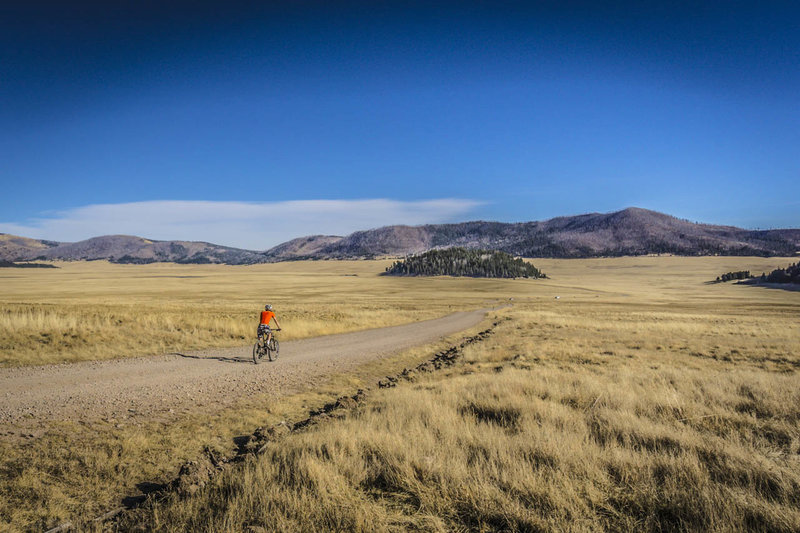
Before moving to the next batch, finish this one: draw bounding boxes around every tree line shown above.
[383,248,546,279]
[0,260,57,269]
[763,262,800,284]
[715,271,752,282]
[714,263,800,285]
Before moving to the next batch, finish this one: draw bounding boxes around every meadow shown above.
[1,256,799,531]
[0,256,794,367]
[131,306,800,532]
[0,259,506,366]
[125,262,800,532]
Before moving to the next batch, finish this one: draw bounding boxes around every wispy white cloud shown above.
[0,199,482,250]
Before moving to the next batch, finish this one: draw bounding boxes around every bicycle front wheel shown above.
[268,338,280,361]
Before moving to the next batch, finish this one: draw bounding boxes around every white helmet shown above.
[265,304,273,311]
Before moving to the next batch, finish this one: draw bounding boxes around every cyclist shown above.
[258,304,281,346]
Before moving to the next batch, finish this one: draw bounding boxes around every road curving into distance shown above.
[0,309,489,430]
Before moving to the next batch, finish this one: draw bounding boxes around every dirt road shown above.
[0,309,487,429]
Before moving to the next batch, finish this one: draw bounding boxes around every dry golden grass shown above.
[2,256,799,532]
[0,260,520,366]
[0,328,488,532]
[115,258,800,533]
[1,256,794,367]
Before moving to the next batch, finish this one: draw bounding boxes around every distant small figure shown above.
[554,296,560,300]
[509,297,514,301]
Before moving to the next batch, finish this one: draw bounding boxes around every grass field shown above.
[123,260,800,533]
[1,256,799,531]
[130,307,800,532]
[0,256,794,367]
[0,259,510,366]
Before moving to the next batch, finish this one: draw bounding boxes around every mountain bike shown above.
[253,327,280,364]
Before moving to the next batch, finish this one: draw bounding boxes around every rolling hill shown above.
[0,234,264,264]
[3,208,798,264]
[263,208,800,260]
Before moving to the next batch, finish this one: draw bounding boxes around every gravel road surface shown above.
[0,309,487,429]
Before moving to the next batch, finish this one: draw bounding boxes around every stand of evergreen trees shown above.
[383,248,546,279]
[763,263,800,284]
[714,263,800,285]
[715,270,752,282]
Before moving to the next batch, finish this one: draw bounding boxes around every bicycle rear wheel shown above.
[253,341,262,364]
[268,338,280,361]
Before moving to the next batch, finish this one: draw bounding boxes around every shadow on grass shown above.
[121,482,167,508]
[736,280,800,292]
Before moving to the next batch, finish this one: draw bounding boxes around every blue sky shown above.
[1,1,798,249]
